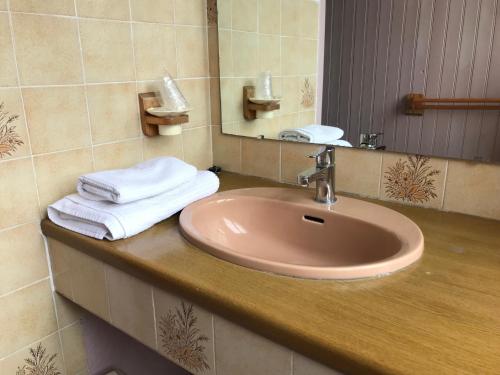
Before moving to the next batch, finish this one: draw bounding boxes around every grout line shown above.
[290,351,294,375]
[440,160,450,210]
[0,219,39,234]
[151,288,159,350]
[0,276,50,299]
[377,152,384,199]
[0,330,61,362]
[103,265,113,324]
[211,314,217,375]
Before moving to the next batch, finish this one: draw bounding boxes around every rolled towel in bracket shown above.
[77,157,197,204]
[49,171,219,241]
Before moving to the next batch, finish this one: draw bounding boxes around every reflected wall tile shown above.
[34,148,93,212]
[93,139,143,171]
[281,0,300,37]
[259,0,281,34]
[242,138,280,180]
[212,126,241,173]
[106,266,156,349]
[214,317,291,375]
[335,147,382,198]
[0,280,58,358]
[281,37,301,76]
[0,223,48,296]
[0,158,39,230]
[176,26,208,78]
[130,0,174,23]
[218,29,233,77]
[76,0,130,20]
[23,86,90,154]
[175,0,206,26]
[0,14,17,87]
[86,83,140,144]
[259,34,281,75]
[380,152,447,209]
[12,14,82,85]
[443,160,500,219]
[143,134,184,160]
[0,88,30,159]
[232,31,258,77]
[299,0,319,38]
[280,141,317,184]
[61,322,88,374]
[10,0,75,15]
[232,0,257,31]
[183,126,212,170]
[133,23,177,80]
[154,288,215,375]
[79,19,135,83]
[298,38,318,75]
[217,0,231,28]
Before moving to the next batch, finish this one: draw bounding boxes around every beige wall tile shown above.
[61,322,88,374]
[380,152,447,209]
[176,26,208,78]
[130,0,174,23]
[23,86,91,154]
[10,0,75,15]
[0,0,6,10]
[54,293,86,329]
[12,14,82,85]
[258,0,281,34]
[299,0,319,38]
[444,160,500,219]
[214,317,291,375]
[218,29,233,77]
[34,148,93,211]
[280,141,317,184]
[0,280,58,358]
[0,88,30,159]
[298,38,318,75]
[143,134,183,160]
[293,352,342,375]
[336,147,382,198]
[0,333,64,375]
[79,19,134,83]
[86,83,140,144]
[259,34,281,76]
[0,158,39,230]
[106,266,156,349]
[133,23,177,80]
[281,36,301,76]
[281,0,300,37]
[241,138,280,180]
[177,78,210,128]
[217,0,231,28]
[175,0,206,26]
[232,0,257,31]
[0,223,48,296]
[0,14,17,87]
[154,288,215,374]
[280,77,300,114]
[212,126,241,173]
[231,31,258,77]
[183,126,212,169]
[76,0,130,20]
[93,139,143,171]
[70,247,110,321]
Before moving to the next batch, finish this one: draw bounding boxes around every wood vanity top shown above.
[41,172,500,375]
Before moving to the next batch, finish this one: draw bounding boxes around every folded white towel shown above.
[49,171,219,241]
[278,124,344,143]
[77,157,197,204]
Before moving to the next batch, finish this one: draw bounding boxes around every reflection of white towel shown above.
[77,157,197,204]
[329,139,352,147]
[278,124,344,143]
[49,171,219,241]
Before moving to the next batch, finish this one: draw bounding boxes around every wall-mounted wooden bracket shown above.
[405,93,500,116]
[138,92,189,136]
[243,86,280,120]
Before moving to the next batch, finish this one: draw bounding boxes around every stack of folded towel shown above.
[278,124,352,147]
[48,157,219,241]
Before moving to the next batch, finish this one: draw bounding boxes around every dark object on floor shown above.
[208,166,222,175]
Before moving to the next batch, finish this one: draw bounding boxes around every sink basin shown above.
[179,188,424,279]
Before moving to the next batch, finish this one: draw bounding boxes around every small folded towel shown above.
[278,124,344,143]
[77,157,197,204]
[48,171,219,240]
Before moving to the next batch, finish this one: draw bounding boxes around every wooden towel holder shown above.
[243,86,280,120]
[405,93,500,116]
[138,92,189,136]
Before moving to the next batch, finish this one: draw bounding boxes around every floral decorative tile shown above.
[154,288,215,375]
[0,101,24,159]
[300,78,315,109]
[381,153,447,209]
[16,342,62,375]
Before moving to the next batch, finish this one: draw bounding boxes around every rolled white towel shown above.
[77,157,197,204]
[278,124,344,143]
[49,171,219,240]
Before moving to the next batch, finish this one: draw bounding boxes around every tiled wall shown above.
[209,3,500,221]
[0,0,213,373]
[48,238,342,375]
[217,0,319,139]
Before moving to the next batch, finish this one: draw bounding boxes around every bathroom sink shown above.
[179,188,424,279]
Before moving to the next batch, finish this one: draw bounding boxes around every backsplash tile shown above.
[10,0,75,15]
[0,14,17,87]
[76,0,130,20]
[336,148,382,198]
[130,0,174,23]
[242,138,280,180]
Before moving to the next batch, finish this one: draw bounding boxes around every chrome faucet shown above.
[297,146,336,204]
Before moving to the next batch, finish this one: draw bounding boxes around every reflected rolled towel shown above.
[278,124,344,143]
[49,171,219,240]
[77,157,197,204]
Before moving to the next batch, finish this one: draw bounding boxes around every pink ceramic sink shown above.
[179,188,424,279]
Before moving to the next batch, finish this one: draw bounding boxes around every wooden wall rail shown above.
[405,93,500,116]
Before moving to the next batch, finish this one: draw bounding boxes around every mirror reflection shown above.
[218,0,500,163]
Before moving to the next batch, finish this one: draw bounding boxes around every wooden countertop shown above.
[41,172,500,375]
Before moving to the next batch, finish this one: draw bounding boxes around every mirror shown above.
[217,0,500,163]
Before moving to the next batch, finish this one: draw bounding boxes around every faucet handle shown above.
[306,146,334,168]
